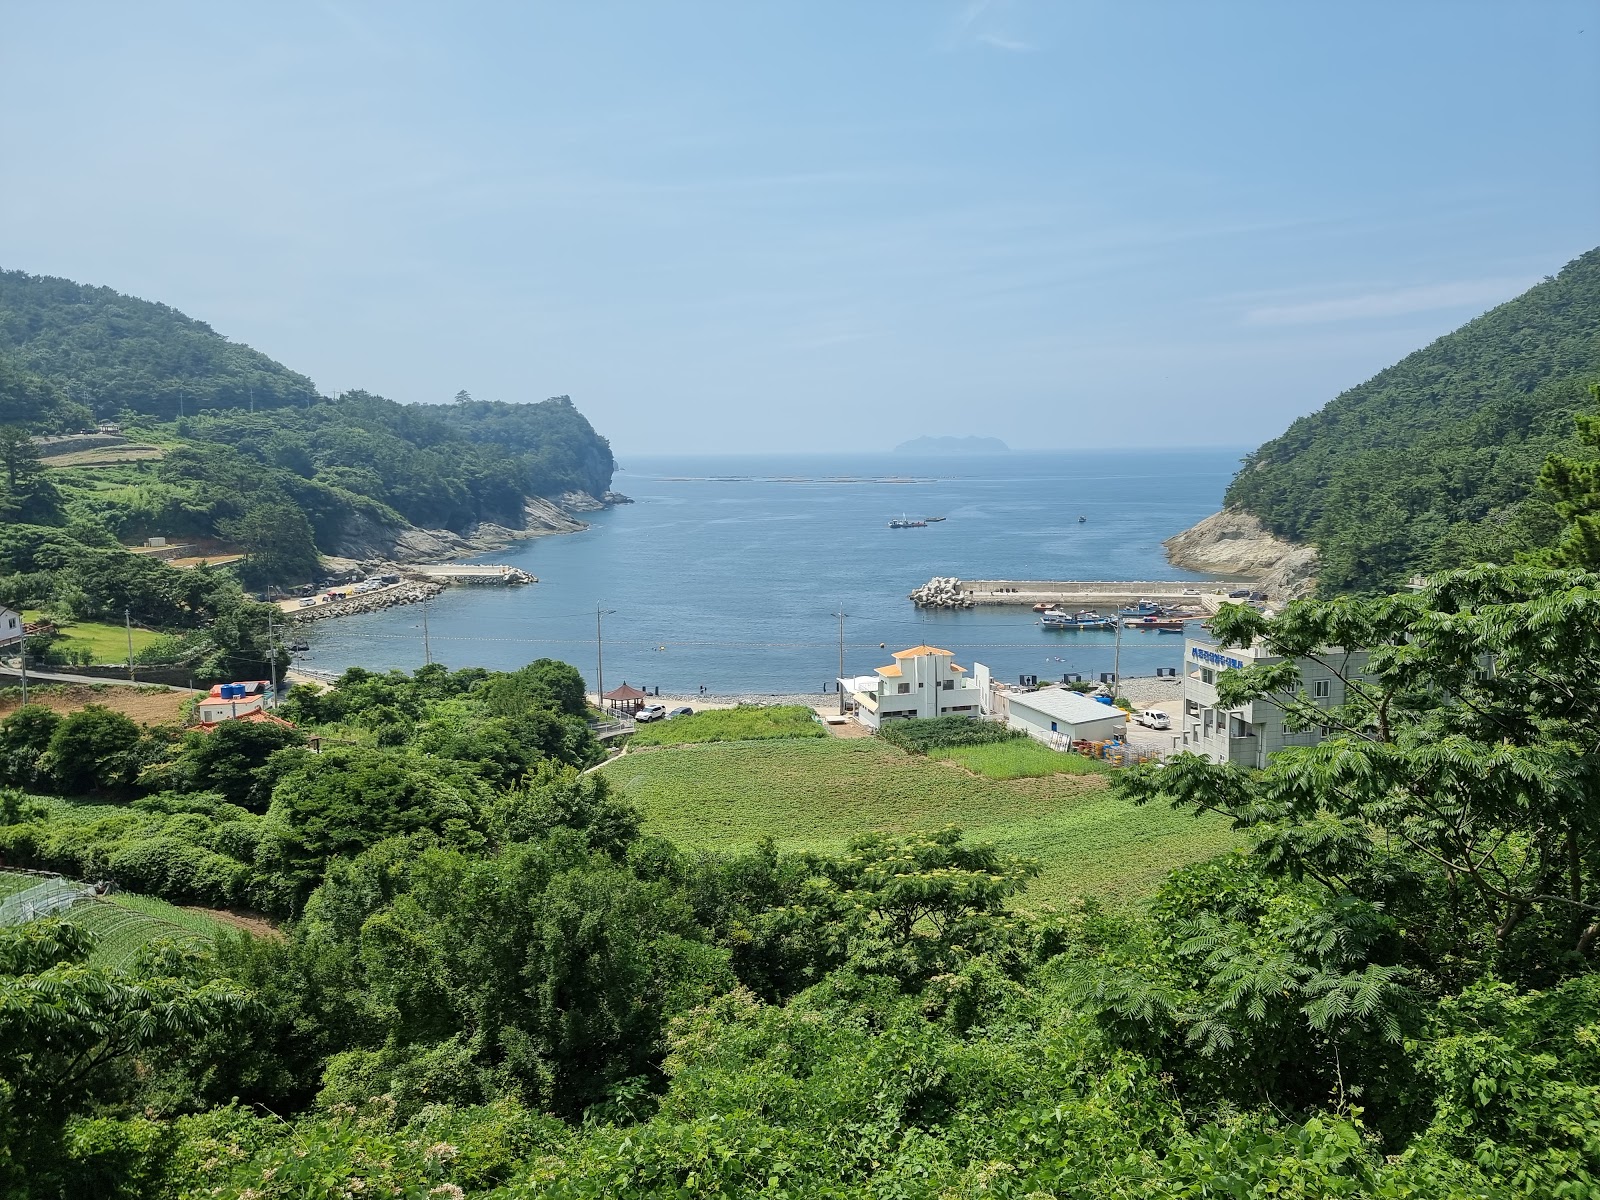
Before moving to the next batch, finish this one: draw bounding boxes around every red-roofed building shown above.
[195,680,277,724]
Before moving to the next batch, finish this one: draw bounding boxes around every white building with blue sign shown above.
[1181,635,1369,768]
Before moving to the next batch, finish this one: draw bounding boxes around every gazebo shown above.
[602,682,648,715]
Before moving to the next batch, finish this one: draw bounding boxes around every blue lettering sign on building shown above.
[1191,646,1246,671]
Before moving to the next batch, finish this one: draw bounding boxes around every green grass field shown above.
[629,705,827,746]
[23,609,162,665]
[605,738,1236,907]
[928,738,1113,780]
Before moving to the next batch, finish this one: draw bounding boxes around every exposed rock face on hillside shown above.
[1164,509,1319,599]
[331,495,598,567]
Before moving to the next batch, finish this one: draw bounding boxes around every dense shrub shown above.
[877,714,1023,754]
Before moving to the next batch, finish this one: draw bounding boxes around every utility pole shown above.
[834,607,848,715]
[421,595,432,665]
[17,634,27,707]
[265,606,278,707]
[124,607,136,682]
[595,605,616,711]
[1112,609,1123,697]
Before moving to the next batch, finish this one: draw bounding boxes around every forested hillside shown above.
[1223,247,1600,591]
[4,566,1600,1196]
[0,271,613,597]
[0,270,615,677]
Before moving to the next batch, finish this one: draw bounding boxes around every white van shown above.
[1135,708,1171,730]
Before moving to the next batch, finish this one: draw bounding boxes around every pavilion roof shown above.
[603,682,648,701]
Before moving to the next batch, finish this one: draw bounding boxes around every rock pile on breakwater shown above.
[909,576,973,609]
[288,580,444,623]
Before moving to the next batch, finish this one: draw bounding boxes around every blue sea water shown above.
[300,449,1246,695]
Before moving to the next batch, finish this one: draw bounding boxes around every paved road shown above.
[0,664,189,691]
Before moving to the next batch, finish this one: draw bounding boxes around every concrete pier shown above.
[408,564,536,584]
[911,577,1241,609]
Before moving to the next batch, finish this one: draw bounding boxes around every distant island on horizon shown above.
[893,435,1010,455]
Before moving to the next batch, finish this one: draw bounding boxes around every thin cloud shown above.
[977,32,1034,52]
[1244,276,1537,326]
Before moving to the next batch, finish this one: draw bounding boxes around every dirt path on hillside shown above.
[181,906,284,940]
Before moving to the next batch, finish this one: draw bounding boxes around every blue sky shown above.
[3,2,1596,455]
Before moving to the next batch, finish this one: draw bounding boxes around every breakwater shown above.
[910,577,1240,609]
[288,580,445,623]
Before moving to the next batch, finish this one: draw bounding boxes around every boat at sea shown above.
[888,515,928,528]
[925,516,947,522]
[1041,609,1114,630]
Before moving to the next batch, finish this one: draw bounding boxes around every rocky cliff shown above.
[329,494,602,569]
[1164,509,1319,599]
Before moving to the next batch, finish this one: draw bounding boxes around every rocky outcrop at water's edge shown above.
[328,491,630,573]
[1163,509,1319,600]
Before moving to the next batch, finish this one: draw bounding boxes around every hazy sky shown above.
[3,3,1597,455]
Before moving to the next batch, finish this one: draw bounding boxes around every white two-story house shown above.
[0,607,21,649]
[840,645,985,730]
[1182,635,1370,768]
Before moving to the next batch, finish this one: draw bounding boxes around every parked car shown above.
[297,597,318,607]
[1181,587,1200,596]
[1248,591,1269,601]
[634,704,667,722]
[665,706,694,719]
[1228,588,1253,598]
[1135,708,1171,730]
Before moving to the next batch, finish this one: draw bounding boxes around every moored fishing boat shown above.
[1122,614,1193,630]
[1042,609,1113,630]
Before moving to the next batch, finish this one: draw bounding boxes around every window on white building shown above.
[1313,679,1331,699]
[897,683,910,695]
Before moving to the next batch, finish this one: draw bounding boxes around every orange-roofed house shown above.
[195,680,277,724]
[837,645,987,731]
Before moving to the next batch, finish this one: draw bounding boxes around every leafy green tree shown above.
[168,719,306,810]
[255,748,486,907]
[1535,382,1600,568]
[0,922,252,1198]
[0,425,62,524]
[220,496,320,588]
[306,837,732,1118]
[0,704,62,791]
[41,705,144,795]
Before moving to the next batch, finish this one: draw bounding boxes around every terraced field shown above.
[1,869,228,967]
[63,894,226,967]
[605,738,1237,907]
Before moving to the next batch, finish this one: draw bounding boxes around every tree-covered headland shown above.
[0,269,615,679]
[1221,247,1600,591]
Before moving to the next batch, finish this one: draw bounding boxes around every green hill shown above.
[0,270,616,595]
[0,269,321,419]
[1223,247,1600,592]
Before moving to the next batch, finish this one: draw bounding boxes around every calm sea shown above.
[299,449,1246,695]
